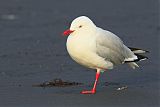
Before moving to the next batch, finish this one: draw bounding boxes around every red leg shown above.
[81,69,101,94]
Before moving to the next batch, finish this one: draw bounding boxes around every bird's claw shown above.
[81,90,96,94]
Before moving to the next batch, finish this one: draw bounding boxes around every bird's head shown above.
[63,16,96,36]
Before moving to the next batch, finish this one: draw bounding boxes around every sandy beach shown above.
[0,0,159,107]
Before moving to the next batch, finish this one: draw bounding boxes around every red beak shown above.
[63,29,74,36]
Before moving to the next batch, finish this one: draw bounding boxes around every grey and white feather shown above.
[66,16,148,71]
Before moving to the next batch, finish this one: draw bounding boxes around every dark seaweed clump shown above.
[32,78,83,87]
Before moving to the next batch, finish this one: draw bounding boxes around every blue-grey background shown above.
[0,0,159,107]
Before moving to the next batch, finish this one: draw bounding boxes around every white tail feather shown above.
[128,62,139,69]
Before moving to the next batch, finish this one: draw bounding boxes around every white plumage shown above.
[66,16,140,70]
[63,16,148,94]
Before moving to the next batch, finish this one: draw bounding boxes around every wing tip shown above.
[124,54,148,63]
[128,47,149,53]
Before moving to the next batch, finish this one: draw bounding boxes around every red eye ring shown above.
[79,25,82,28]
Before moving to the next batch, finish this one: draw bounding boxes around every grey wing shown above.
[95,28,135,65]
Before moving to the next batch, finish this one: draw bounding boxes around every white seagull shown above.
[63,16,148,94]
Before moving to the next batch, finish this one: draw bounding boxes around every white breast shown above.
[66,34,113,70]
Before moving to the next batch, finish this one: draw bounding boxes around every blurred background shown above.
[0,0,159,107]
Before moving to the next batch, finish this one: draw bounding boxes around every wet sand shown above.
[0,0,159,107]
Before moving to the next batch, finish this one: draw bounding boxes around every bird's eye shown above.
[79,25,82,28]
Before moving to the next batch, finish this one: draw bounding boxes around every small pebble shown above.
[117,86,128,91]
